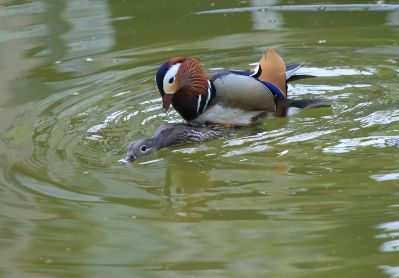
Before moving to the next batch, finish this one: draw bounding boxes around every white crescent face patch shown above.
[163,63,181,94]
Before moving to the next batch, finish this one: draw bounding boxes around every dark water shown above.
[0,0,399,277]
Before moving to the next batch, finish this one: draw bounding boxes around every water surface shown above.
[0,0,399,277]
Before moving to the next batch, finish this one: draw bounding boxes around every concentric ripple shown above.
[2,49,397,205]
[1,1,399,276]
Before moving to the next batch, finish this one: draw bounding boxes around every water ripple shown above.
[371,173,399,182]
[377,221,399,254]
[0,36,397,210]
[323,136,399,153]
[356,110,399,127]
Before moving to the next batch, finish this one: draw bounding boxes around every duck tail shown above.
[288,99,332,109]
[286,64,315,83]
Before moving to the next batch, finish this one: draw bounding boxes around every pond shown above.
[0,0,398,277]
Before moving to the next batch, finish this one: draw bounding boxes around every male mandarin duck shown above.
[156,49,312,126]
[121,50,331,163]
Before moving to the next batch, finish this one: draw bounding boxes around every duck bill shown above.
[162,94,174,112]
[118,154,136,164]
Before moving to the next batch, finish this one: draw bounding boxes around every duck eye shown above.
[140,145,147,152]
[168,77,174,84]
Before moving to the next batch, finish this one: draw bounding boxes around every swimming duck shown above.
[121,96,331,163]
[120,123,227,163]
[156,49,312,126]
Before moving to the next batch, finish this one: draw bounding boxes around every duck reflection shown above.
[163,158,214,196]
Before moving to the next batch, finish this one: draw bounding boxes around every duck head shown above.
[120,138,158,163]
[155,57,209,114]
[120,123,227,164]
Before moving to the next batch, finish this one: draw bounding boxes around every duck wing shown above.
[285,64,315,82]
[212,73,281,111]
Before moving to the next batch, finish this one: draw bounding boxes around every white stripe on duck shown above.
[155,49,310,125]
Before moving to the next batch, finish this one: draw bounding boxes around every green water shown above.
[0,0,399,277]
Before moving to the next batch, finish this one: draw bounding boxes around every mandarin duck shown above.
[120,123,227,163]
[121,95,331,163]
[156,49,313,126]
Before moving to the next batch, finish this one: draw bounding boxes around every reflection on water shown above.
[378,221,399,277]
[0,0,399,277]
[323,136,399,154]
[371,173,399,182]
[250,0,282,30]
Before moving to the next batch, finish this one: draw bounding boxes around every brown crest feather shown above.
[176,58,209,100]
[258,49,287,98]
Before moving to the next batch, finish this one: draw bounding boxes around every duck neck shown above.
[173,79,216,122]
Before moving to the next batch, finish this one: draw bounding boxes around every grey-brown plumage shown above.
[120,123,226,163]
